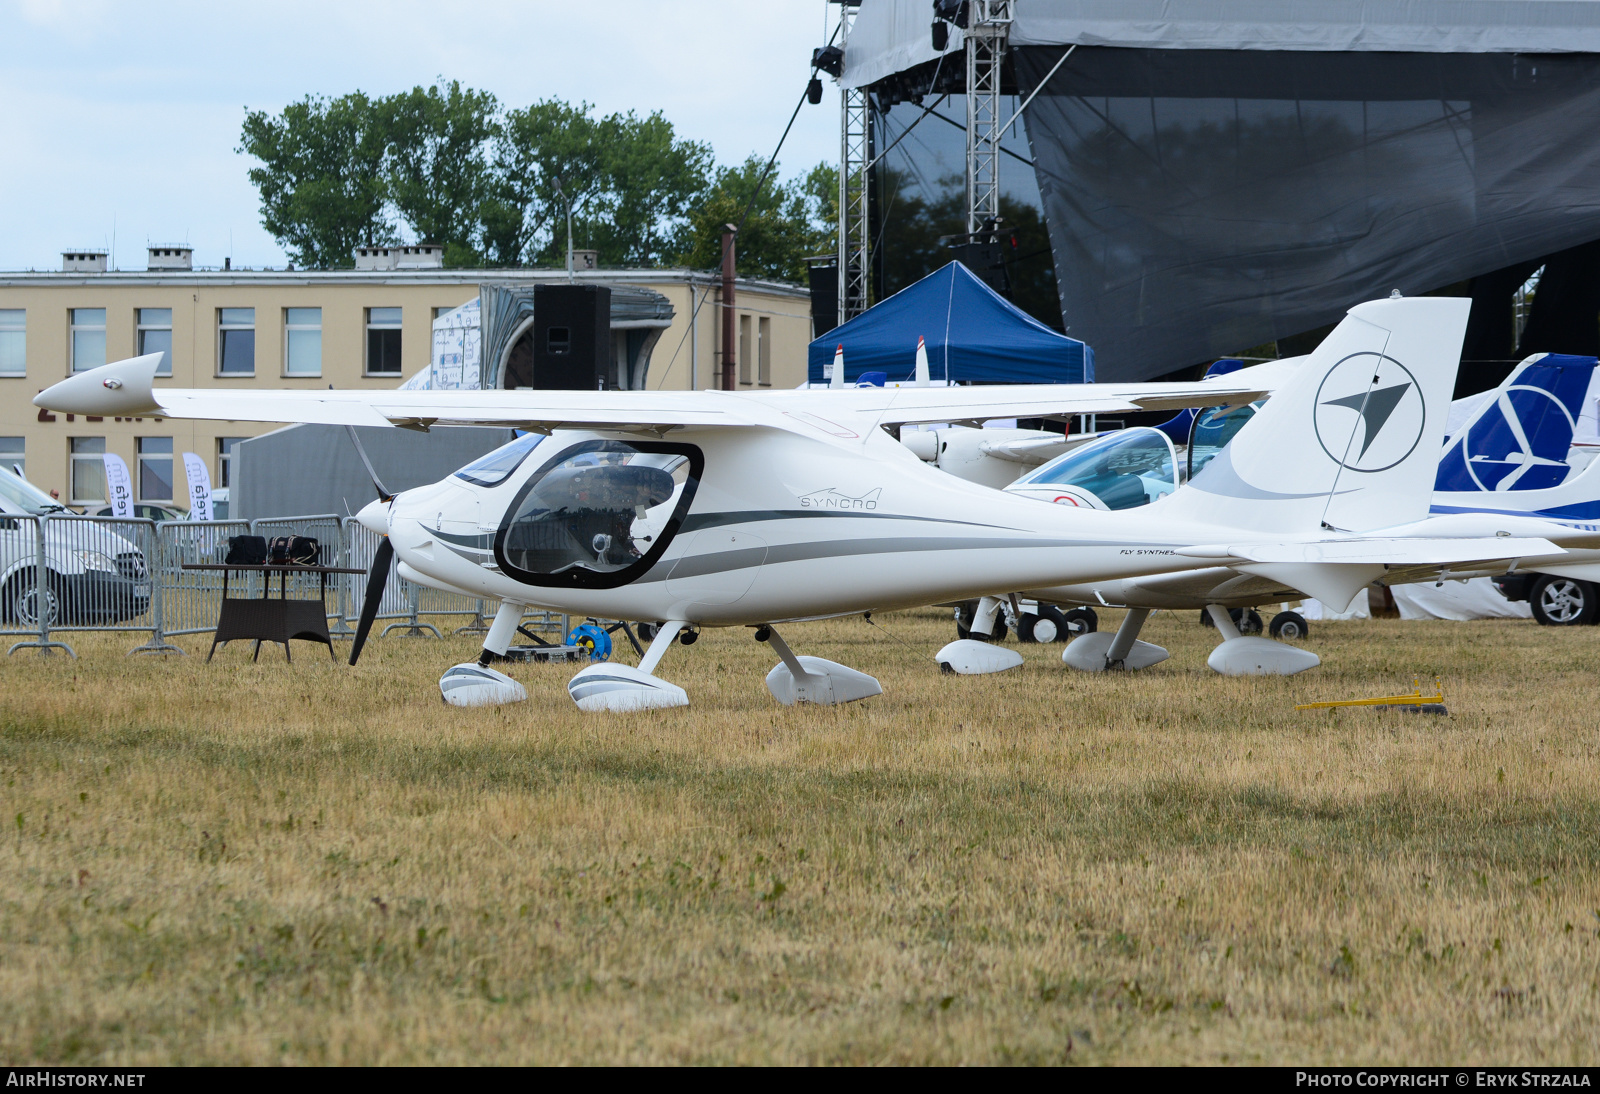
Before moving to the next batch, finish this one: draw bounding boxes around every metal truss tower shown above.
[836,4,871,326]
[965,0,1013,237]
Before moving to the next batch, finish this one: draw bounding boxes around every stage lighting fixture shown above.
[807,76,823,104]
[812,45,844,78]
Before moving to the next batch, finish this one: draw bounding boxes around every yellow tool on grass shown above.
[1295,676,1447,715]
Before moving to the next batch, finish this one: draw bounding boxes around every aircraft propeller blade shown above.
[348,537,394,666]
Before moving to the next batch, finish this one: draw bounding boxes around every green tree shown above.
[487,98,610,267]
[677,157,835,282]
[238,92,393,269]
[380,80,499,266]
[583,111,711,266]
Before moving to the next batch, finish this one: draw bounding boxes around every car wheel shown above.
[1529,575,1597,626]
[1061,607,1097,636]
[1268,611,1309,640]
[5,573,60,629]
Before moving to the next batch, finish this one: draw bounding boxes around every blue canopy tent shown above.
[807,262,1094,385]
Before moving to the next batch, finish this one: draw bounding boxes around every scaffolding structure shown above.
[964,0,1013,237]
[838,4,871,327]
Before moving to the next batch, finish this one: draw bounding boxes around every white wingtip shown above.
[35,354,164,416]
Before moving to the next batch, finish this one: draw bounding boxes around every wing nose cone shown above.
[356,496,391,535]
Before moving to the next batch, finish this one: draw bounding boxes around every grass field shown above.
[2,609,1597,1065]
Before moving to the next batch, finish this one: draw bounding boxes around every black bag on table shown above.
[225,535,268,565]
[268,535,320,566]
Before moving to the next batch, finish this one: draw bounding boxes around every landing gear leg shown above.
[1204,603,1320,676]
[758,625,883,706]
[568,619,691,711]
[478,600,526,665]
[1061,607,1170,672]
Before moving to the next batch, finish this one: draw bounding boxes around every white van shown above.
[0,467,151,627]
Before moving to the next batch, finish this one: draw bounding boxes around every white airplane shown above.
[946,349,1600,669]
[35,297,1589,710]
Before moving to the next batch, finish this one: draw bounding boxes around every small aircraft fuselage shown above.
[382,422,1233,627]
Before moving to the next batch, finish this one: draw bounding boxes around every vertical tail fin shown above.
[1435,352,1596,494]
[1161,296,1469,533]
[915,336,930,387]
[830,344,846,389]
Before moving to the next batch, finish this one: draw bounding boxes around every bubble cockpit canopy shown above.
[1012,427,1178,510]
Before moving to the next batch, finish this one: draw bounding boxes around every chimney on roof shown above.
[146,245,193,271]
[395,243,445,269]
[62,250,108,273]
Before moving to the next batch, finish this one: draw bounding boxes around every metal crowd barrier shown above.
[4,511,571,657]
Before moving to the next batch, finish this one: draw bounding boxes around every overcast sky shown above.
[0,0,843,272]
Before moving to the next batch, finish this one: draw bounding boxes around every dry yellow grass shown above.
[1,608,1597,1065]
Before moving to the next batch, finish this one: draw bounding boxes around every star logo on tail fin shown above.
[1320,382,1412,459]
[1312,352,1426,473]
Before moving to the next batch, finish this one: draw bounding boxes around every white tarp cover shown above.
[402,298,482,392]
[842,0,1600,88]
[1390,577,1533,619]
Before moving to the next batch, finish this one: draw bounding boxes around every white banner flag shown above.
[101,453,133,518]
[182,452,213,521]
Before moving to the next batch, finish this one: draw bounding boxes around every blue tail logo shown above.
[1435,354,1595,493]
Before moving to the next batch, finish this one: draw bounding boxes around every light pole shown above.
[552,179,575,281]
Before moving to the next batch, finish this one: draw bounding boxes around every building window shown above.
[0,310,24,376]
[70,437,106,504]
[218,308,255,375]
[71,308,106,372]
[758,316,771,386]
[0,437,23,479]
[366,307,402,374]
[216,436,246,488]
[738,314,752,385]
[284,307,322,376]
[136,308,172,376]
[137,437,174,501]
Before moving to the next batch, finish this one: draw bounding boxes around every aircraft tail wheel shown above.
[1268,611,1309,640]
[566,623,613,662]
[1061,607,1097,637]
[679,626,700,645]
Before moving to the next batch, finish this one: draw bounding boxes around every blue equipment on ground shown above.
[565,623,613,662]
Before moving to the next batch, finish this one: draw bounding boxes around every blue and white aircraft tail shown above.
[1433,352,1600,525]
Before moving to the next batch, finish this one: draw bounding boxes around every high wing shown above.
[35,354,1290,434]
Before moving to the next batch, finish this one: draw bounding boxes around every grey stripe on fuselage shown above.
[640,518,1162,582]
[680,509,1030,534]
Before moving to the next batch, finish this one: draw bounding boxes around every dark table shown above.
[183,563,367,663]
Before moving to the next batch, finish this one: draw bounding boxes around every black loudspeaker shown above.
[809,262,839,337]
[532,284,612,390]
[951,242,1010,296]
